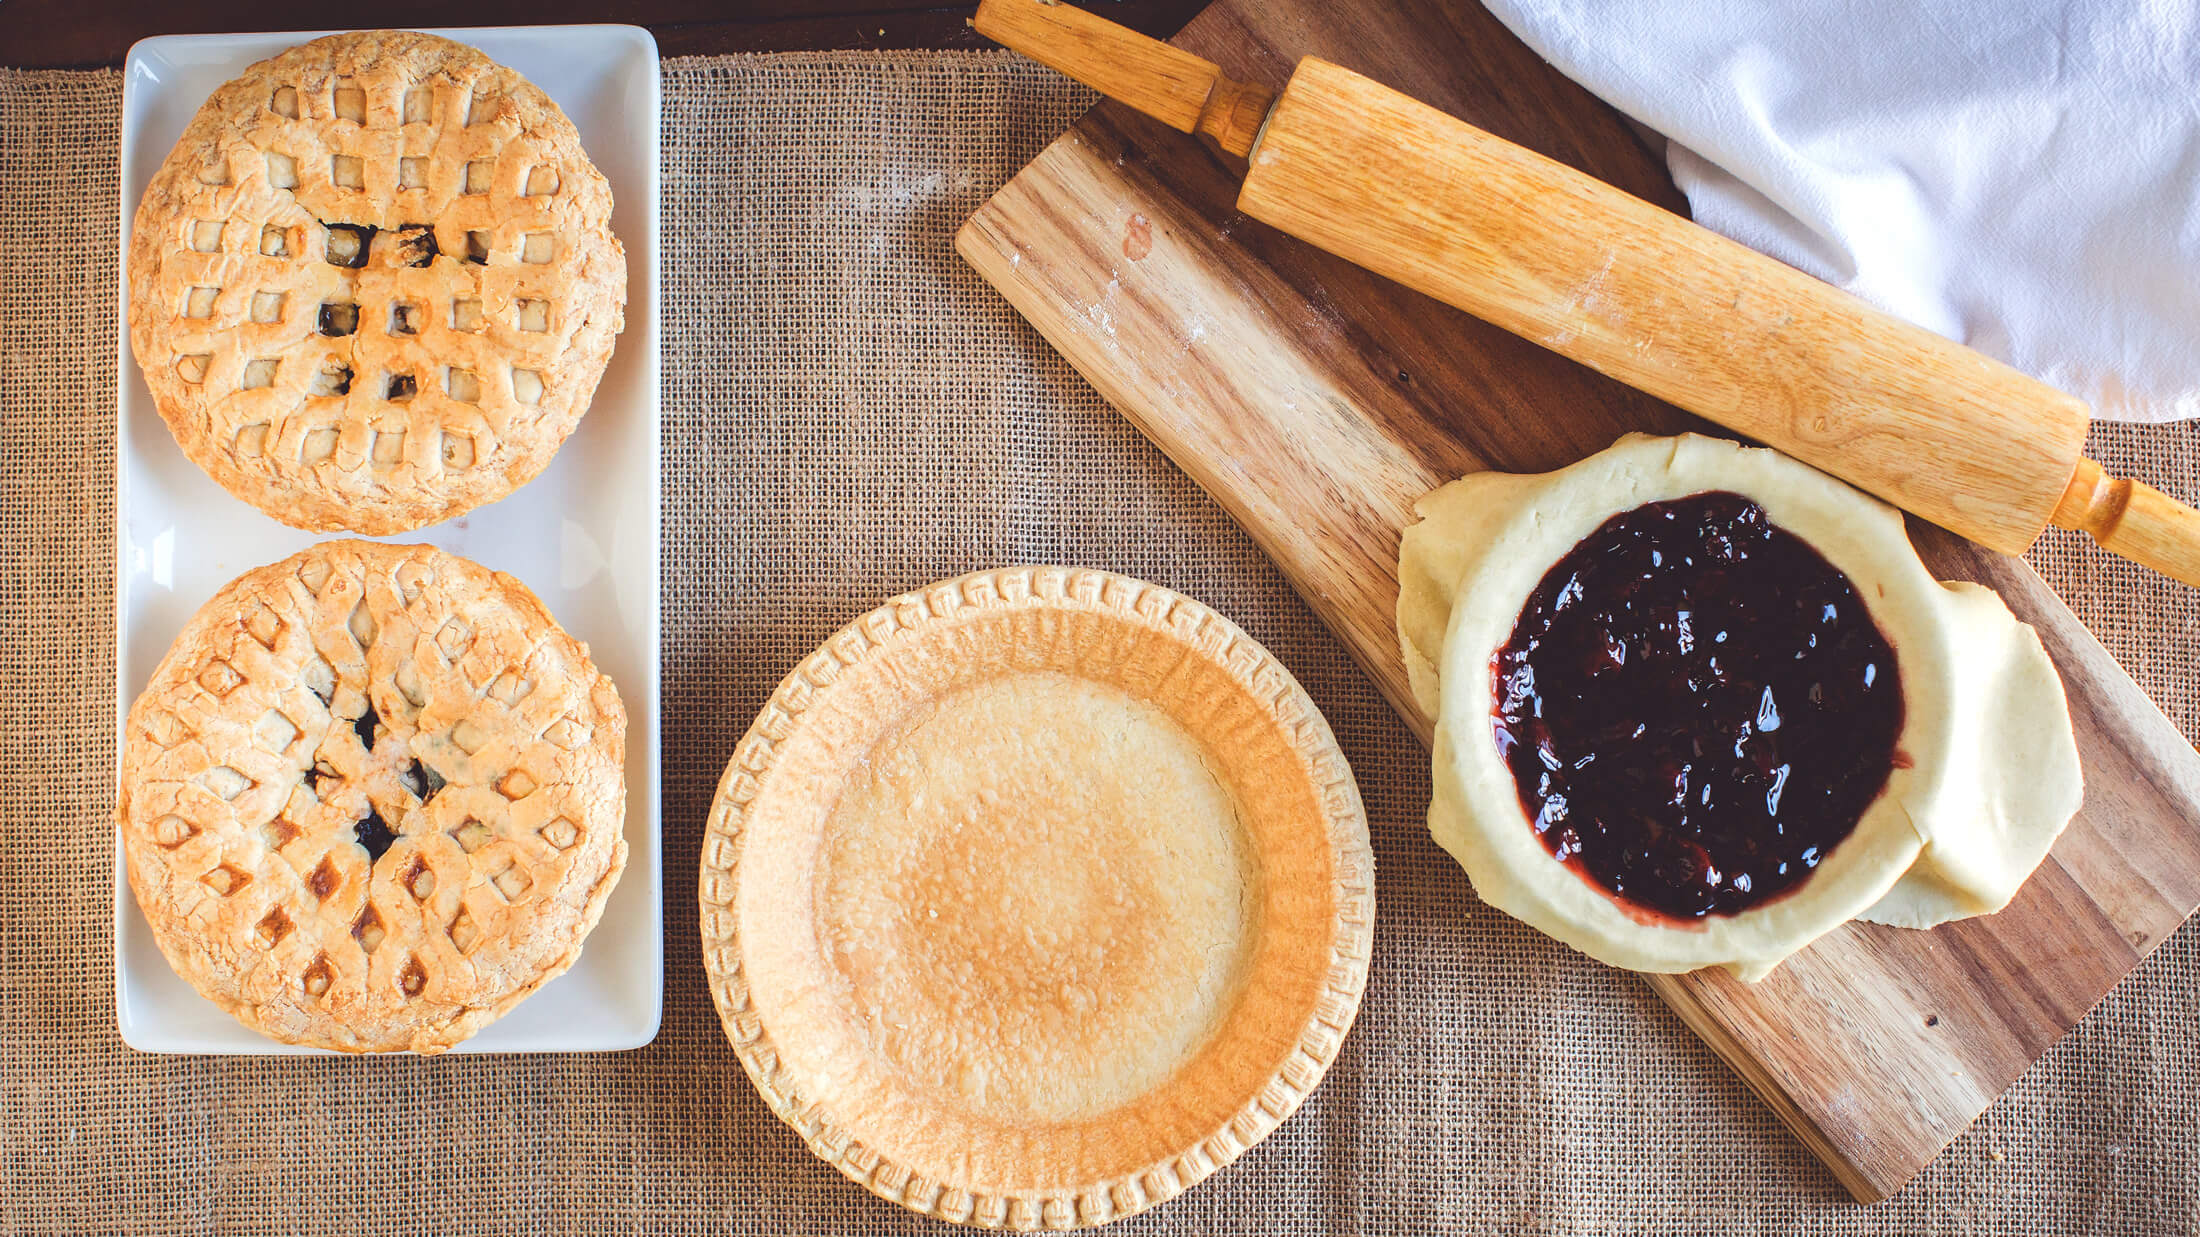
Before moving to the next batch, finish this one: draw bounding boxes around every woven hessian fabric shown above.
[3,52,2196,1235]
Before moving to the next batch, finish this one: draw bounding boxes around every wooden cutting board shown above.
[955,0,2200,1203]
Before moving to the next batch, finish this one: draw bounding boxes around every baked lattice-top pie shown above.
[119,540,627,1052]
[127,31,626,535]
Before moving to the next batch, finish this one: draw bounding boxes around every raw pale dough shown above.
[1398,433,2082,980]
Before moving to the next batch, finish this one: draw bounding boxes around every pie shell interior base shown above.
[700,567,1375,1229]
[118,540,628,1052]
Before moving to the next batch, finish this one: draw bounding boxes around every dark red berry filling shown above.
[1491,491,1902,921]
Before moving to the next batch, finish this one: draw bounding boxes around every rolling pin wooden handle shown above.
[972,0,1273,159]
[2052,458,2200,588]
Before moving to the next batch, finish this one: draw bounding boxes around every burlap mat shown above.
[3,52,2195,1235]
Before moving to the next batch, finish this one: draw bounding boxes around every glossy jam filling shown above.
[1491,491,1903,921]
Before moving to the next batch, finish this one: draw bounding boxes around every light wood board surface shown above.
[955,0,2200,1203]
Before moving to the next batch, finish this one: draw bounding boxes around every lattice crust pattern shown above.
[127,30,627,535]
[119,541,627,1053]
[698,567,1377,1229]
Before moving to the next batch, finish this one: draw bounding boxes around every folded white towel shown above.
[1480,0,2200,422]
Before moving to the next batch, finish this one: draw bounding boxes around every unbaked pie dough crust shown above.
[1398,433,2082,980]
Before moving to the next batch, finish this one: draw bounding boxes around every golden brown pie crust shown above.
[699,567,1375,1228]
[126,30,626,535]
[118,540,627,1052]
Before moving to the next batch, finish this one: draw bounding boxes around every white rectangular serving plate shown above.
[114,25,662,1053]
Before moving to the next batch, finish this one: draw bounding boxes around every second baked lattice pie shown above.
[126,30,627,534]
[117,541,628,1052]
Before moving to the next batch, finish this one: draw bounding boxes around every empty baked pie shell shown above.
[699,567,1374,1229]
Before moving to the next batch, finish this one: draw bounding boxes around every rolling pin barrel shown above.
[1236,58,2090,556]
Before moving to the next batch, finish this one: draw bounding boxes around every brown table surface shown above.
[0,0,1205,67]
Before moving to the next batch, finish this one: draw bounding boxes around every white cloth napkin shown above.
[1478,0,2200,422]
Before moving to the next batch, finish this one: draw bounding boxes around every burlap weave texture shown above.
[2,52,2196,1234]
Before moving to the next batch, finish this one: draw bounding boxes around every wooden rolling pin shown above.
[973,0,2200,587]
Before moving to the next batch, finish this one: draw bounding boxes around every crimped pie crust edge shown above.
[697,565,1376,1229]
